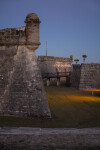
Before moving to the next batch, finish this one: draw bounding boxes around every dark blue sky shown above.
[0,0,100,63]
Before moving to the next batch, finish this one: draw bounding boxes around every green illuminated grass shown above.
[0,86,100,128]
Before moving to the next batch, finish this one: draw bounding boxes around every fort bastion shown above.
[0,13,51,118]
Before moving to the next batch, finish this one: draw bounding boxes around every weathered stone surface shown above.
[70,64,81,88]
[0,13,51,118]
[38,56,73,74]
[79,63,100,89]
[70,63,100,89]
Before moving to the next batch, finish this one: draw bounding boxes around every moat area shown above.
[0,86,100,149]
[0,86,100,128]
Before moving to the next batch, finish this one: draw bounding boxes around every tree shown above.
[82,55,87,63]
[74,59,79,64]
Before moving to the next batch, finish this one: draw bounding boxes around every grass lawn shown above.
[0,86,100,128]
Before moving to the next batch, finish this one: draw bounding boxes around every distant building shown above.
[38,55,73,86]
[38,55,73,74]
[38,56,100,89]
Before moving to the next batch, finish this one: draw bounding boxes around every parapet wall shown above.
[38,56,73,74]
[0,27,26,45]
[38,56,72,62]
[70,63,100,89]
[79,63,100,89]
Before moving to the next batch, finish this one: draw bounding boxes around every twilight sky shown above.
[0,0,100,63]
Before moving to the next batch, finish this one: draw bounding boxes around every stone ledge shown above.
[0,127,100,149]
[0,127,100,135]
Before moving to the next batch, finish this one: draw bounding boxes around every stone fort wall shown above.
[70,63,100,89]
[0,27,26,45]
[38,55,73,74]
[38,56,100,89]
[0,13,51,118]
[70,64,81,88]
[79,63,100,89]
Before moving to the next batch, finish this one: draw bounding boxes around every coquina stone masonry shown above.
[70,63,100,89]
[0,13,51,118]
[79,63,100,89]
[38,56,73,74]
[38,56,73,86]
[70,64,81,88]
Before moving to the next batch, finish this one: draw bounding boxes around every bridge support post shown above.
[47,78,50,86]
[57,77,60,86]
[66,77,70,86]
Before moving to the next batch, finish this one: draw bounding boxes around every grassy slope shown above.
[0,86,100,128]
[46,86,100,128]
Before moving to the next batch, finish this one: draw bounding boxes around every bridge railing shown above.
[42,72,71,79]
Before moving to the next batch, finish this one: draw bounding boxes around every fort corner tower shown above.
[0,13,51,118]
[25,13,40,50]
